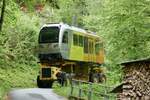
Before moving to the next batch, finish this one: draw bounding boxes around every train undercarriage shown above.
[37,60,106,88]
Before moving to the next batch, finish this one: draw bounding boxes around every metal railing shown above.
[68,79,117,100]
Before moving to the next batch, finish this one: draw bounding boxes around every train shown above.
[37,23,105,88]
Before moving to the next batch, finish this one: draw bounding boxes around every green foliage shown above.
[0,63,38,99]
[83,0,150,63]
[0,0,40,99]
[103,0,150,62]
[0,0,150,99]
[53,0,88,26]
[54,82,116,100]
[1,0,40,64]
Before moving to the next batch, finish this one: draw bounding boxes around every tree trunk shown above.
[0,0,6,31]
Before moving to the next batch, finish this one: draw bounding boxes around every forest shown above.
[0,0,150,99]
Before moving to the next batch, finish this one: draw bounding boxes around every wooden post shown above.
[0,0,6,31]
[78,81,82,98]
[70,79,74,96]
[88,82,92,100]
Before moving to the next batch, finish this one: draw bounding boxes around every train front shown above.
[38,24,62,62]
[37,24,62,88]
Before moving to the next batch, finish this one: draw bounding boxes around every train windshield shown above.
[39,27,59,43]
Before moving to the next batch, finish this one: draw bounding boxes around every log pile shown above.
[119,61,150,99]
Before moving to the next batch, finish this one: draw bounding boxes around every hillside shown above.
[0,0,40,99]
[0,0,150,99]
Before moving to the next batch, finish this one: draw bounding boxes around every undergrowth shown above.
[0,62,38,99]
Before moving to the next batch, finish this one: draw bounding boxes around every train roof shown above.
[42,23,101,39]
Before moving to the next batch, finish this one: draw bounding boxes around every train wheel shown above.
[93,73,102,83]
[48,81,53,88]
[37,75,42,88]
[93,77,99,83]
[89,72,94,82]
[37,76,53,88]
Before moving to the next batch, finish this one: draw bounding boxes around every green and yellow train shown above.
[37,23,105,88]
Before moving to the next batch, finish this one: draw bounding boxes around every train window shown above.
[88,42,90,54]
[79,35,83,46]
[73,34,78,45]
[91,42,94,54]
[89,42,92,54]
[63,31,68,43]
[84,37,88,53]
[95,43,103,54]
[39,27,59,43]
[95,44,100,54]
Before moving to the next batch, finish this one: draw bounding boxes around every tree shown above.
[0,0,6,31]
[84,0,150,62]
[104,0,150,62]
[58,0,88,27]
[46,0,59,9]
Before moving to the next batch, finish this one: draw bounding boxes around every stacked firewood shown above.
[121,62,150,99]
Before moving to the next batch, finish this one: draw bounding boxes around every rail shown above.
[68,79,117,100]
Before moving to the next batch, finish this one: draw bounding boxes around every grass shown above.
[54,69,121,100]
[54,81,117,100]
[0,61,120,100]
[0,62,38,100]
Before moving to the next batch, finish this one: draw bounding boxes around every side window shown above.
[63,31,68,43]
[95,44,100,54]
[90,41,94,54]
[84,37,88,53]
[89,41,92,54]
[73,34,78,45]
[79,35,83,46]
[95,43,103,54]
